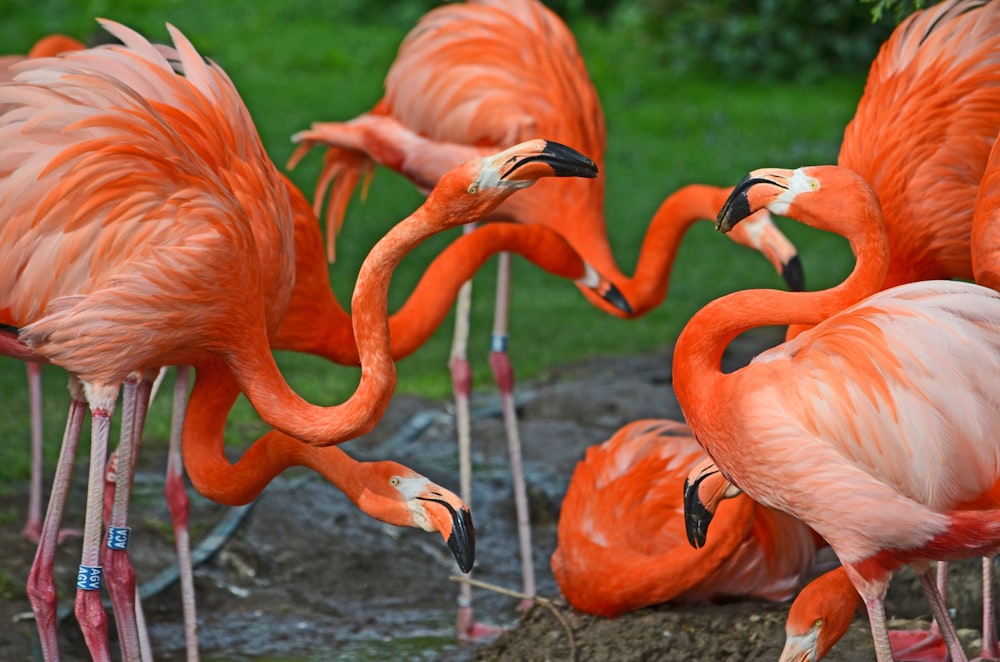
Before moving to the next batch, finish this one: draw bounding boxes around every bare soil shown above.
[0,328,990,661]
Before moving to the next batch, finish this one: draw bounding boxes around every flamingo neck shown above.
[230,202,447,445]
[626,185,729,315]
[672,202,888,458]
[182,359,382,513]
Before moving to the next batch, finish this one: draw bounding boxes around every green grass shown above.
[0,2,862,479]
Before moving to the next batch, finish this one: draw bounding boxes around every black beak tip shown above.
[782,255,805,292]
[683,477,712,549]
[447,507,476,573]
[543,140,599,179]
[717,173,758,233]
[603,283,634,315]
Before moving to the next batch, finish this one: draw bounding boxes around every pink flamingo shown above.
[1,18,597,660]
[290,0,801,638]
[675,164,1000,662]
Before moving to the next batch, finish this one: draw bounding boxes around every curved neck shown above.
[232,195,469,445]
[625,185,731,316]
[182,359,372,509]
[276,222,588,366]
[672,190,888,459]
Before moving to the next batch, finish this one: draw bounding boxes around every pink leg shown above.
[917,566,969,662]
[975,555,999,662]
[26,377,87,661]
[449,248,503,643]
[102,374,149,661]
[892,562,949,661]
[76,382,119,662]
[488,251,535,609]
[166,365,201,662]
[863,592,897,662]
[23,362,44,542]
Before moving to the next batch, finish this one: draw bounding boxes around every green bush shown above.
[554,0,898,81]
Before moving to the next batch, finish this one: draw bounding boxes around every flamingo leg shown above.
[26,377,87,661]
[862,593,898,662]
[917,566,969,662]
[487,251,535,609]
[975,555,999,662]
[75,382,120,662]
[450,227,504,643]
[166,365,201,662]
[101,373,147,662]
[23,361,44,542]
[892,562,949,661]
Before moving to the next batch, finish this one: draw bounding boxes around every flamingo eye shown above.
[390,477,400,487]
[813,618,823,629]
[467,183,479,195]
[809,179,819,190]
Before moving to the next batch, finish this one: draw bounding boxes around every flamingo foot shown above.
[516,598,533,614]
[890,628,949,662]
[456,605,505,643]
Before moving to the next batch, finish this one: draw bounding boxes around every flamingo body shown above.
[551,419,817,618]
[678,164,1000,661]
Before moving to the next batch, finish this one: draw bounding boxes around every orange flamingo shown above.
[290,0,801,637]
[550,419,817,618]
[676,164,1000,662]
[687,1,1000,656]
[1,18,597,660]
[0,33,85,544]
[180,358,473,566]
[792,1,1000,657]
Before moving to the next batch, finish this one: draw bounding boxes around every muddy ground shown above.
[0,328,990,661]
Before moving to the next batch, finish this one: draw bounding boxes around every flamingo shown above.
[1,18,598,660]
[686,1,1000,656]
[675,163,1000,662]
[550,419,817,618]
[290,0,802,637]
[180,358,473,567]
[0,33,85,544]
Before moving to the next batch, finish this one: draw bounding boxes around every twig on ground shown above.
[449,575,578,662]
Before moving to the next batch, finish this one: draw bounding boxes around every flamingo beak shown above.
[717,174,780,233]
[500,140,598,181]
[783,255,805,292]
[683,472,715,549]
[598,281,633,315]
[420,496,476,573]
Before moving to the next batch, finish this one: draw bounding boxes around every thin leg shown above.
[166,365,200,662]
[102,374,150,661]
[23,362,44,542]
[892,562,948,659]
[76,382,119,662]
[918,566,969,662]
[450,228,504,643]
[976,555,999,661]
[863,593,897,662]
[488,251,535,608]
[26,377,87,661]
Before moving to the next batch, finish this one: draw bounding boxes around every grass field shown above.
[0,1,864,482]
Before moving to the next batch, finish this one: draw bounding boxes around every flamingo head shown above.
[359,463,475,573]
[682,456,742,549]
[781,568,861,662]
[427,139,598,226]
[718,166,879,241]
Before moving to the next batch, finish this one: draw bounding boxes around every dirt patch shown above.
[0,328,991,661]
